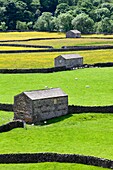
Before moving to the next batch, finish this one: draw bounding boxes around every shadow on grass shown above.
[41,114,72,126]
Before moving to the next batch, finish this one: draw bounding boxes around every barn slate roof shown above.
[67,30,81,34]
[23,88,67,100]
[59,54,83,59]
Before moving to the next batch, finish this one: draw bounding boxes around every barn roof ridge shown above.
[67,29,81,33]
[23,87,67,100]
[58,53,83,59]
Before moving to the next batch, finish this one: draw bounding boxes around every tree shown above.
[58,0,77,6]
[16,1,27,21]
[0,7,6,22]
[77,0,94,14]
[27,21,33,30]
[0,22,8,31]
[72,13,94,33]
[93,8,110,22]
[5,1,17,29]
[33,12,55,31]
[94,17,113,34]
[56,13,73,32]
[31,0,40,12]
[55,3,70,16]
[16,21,28,31]
[40,0,58,13]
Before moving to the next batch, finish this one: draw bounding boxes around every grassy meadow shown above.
[0,32,65,41]
[0,46,37,51]
[1,32,113,69]
[0,111,112,170]
[0,162,109,170]
[1,32,113,170]
[0,49,113,68]
[2,38,113,49]
[0,67,113,106]
[0,110,113,160]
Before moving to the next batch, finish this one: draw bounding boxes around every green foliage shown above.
[72,13,94,33]
[94,18,113,33]
[16,21,28,31]
[1,0,113,33]
[55,3,70,16]
[56,13,73,32]
[0,22,7,31]
[40,0,58,13]
[33,12,55,31]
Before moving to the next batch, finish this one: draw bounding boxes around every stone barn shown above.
[54,54,83,69]
[66,30,81,38]
[13,88,68,124]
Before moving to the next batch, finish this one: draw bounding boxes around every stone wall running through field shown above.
[0,153,112,169]
[1,103,113,114]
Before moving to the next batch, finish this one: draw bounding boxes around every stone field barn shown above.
[13,88,68,124]
[66,30,81,38]
[54,54,83,69]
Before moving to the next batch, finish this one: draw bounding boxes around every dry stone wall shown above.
[0,153,112,169]
[0,120,24,133]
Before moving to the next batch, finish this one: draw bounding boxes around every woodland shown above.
[1,0,113,33]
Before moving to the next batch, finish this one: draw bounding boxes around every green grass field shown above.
[0,32,113,169]
[0,67,113,106]
[0,162,109,170]
[0,110,112,170]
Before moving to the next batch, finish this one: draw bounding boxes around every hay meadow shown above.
[0,32,113,170]
[0,50,113,68]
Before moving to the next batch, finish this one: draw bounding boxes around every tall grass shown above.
[3,38,113,48]
[0,49,113,68]
[0,32,65,41]
[0,46,36,50]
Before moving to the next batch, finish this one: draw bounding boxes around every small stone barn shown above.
[66,30,81,38]
[54,54,83,69]
[13,88,68,124]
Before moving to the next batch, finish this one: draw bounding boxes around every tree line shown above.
[1,0,113,34]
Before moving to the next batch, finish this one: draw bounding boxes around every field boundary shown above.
[0,66,69,74]
[0,62,113,74]
[0,152,112,168]
[1,45,113,53]
[0,37,65,43]
[1,36,113,43]
[0,44,53,48]
[1,103,113,113]
[0,103,13,111]
[68,105,113,113]
[0,120,24,133]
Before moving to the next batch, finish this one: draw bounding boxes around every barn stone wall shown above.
[55,56,83,68]
[54,56,66,67]
[13,93,33,123]
[65,58,83,68]
[66,31,81,38]
[32,96,68,123]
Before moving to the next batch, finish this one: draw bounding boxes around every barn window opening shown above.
[54,99,57,104]
[59,60,62,63]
